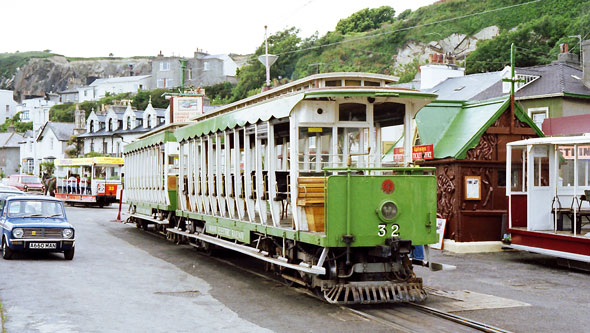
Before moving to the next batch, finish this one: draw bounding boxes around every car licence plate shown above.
[29,243,57,249]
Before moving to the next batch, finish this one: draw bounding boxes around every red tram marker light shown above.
[382,179,394,194]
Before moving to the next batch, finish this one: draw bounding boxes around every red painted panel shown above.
[510,195,527,228]
[510,229,590,256]
[542,114,590,136]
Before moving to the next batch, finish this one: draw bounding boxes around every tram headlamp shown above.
[12,228,24,238]
[380,201,397,220]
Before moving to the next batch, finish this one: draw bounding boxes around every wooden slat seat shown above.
[297,177,325,232]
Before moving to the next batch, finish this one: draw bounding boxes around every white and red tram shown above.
[506,135,590,263]
[54,157,124,207]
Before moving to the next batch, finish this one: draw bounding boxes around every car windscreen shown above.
[7,200,64,218]
[21,176,41,184]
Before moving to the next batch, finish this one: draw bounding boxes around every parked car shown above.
[0,196,75,260]
[7,175,45,193]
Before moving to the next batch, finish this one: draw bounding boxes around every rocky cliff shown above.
[8,56,152,98]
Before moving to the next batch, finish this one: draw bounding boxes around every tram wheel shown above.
[202,241,216,256]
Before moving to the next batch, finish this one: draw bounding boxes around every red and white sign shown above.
[171,96,204,123]
[558,145,590,160]
[393,144,434,162]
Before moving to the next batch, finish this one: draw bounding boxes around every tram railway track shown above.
[126,221,513,333]
[347,303,512,333]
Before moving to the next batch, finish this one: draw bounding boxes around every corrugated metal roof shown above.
[416,97,543,159]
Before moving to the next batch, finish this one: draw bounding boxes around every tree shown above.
[49,103,76,122]
[0,113,33,133]
[335,6,396,35]
[40,161,55,176]
[132,89,171,110]
[231,27,303,101]
[465,15,567,74]
[203,81,235,105]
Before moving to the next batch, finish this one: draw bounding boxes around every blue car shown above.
[0,196,75,260]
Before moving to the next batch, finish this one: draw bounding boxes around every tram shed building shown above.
[415,97,543,250]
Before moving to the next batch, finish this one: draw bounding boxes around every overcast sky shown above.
[1,0,436,58]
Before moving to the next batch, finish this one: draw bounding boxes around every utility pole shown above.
[179,59,187,94]
[258,26,278,89]
[501,43,524,133]
[308,62,325,74]
[264,26,270,87]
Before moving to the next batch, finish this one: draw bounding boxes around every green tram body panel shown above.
[325,175,438,247]
[174,172,437,248]
[176,210,326,246]
[129,190,178,215]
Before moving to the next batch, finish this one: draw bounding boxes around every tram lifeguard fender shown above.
[174,93,305,141]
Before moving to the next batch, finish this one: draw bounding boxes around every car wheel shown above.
[2,238,13,260]
[64,247,75,260]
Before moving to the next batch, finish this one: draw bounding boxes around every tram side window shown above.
[557,146,575,187]
[511,148,527,192]
[532,146,549,187]
[298,127,332,173]
[578,145,590,186]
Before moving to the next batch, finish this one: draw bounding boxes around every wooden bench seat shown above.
[297,177,325,232]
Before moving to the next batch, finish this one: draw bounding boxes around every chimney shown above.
[583,40,590,89]
[560,43,569,53]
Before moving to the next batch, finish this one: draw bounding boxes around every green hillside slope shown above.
[208,0,589,103]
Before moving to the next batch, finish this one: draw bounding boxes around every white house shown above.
[58,88,79,103]
[19,122,75,175]
[0,90,17,124]
[77,101,168,157]
[78,75,152,102]
[17,97,54,131]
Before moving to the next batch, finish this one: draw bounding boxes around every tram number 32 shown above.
[378,224,400,237]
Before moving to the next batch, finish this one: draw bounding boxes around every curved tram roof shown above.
[125,72,437,151]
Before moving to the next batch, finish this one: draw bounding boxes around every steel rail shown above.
[406,303,513,333]
[126,219,511,332]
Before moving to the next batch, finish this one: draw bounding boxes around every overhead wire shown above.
[275,0,545,56]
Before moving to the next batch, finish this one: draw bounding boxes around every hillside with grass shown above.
[205,0,590,103]
[1,0,588,106]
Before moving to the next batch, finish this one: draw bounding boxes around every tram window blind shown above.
[339,103,366,121]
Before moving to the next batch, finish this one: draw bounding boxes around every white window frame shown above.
[165,78,174,88]
[203,62,209,71]
[528,107,548,131]
[160,62,170,71]
[157,79,165,88]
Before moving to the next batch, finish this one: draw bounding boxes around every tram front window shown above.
[94,166,106,180]
[298,127,332,173]
[337,127,369,168]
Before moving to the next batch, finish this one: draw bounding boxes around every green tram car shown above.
[124,73,440,304]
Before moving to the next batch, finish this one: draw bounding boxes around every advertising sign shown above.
[172,96,203,123]
[392,144,434,162]
[558,145,590,160]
